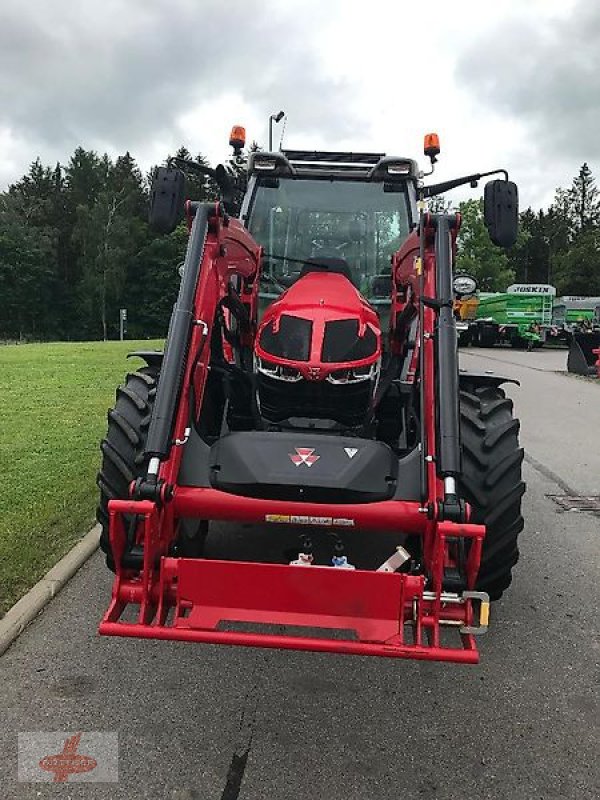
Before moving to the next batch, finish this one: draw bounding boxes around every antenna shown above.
[278,115,287,151]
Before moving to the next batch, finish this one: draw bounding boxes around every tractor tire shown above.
[459,382,525,600]
[97,367,209,570]
[96,368,159,569]
[457,329,472,347]
[479,330,497,348]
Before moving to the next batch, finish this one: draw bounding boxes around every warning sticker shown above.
[290,515,332,526]
[265,514,355,527]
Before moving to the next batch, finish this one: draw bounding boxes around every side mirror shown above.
[214,164,235,213]
[149,167,185,234]
[484,179,518,248]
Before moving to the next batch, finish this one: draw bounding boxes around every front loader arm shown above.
[135,202,261,504]
[389,214,468,564]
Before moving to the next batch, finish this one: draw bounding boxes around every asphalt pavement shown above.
[1,346,598,799]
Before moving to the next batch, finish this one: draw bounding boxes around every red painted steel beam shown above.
[173,488,429,533]
[98,622,479,663]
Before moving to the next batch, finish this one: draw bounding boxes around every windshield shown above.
[248,178,412,304]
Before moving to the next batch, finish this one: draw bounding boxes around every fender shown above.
[127,350,164,371]
[458,369,520,388]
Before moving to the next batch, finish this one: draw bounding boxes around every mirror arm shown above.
[479,168,509,182]
[169,157,216,180]
[168,157,236,211]
[423,168,509,197]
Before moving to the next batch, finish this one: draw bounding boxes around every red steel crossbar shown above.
[173,487,428,533]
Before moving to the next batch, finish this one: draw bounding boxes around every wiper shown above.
[263,253,340,269]
[261,253,351,294]
[260,273,287,293]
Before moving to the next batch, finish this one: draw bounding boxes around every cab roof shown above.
[248,149,420,182]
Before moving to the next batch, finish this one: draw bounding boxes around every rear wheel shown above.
[459,382,525,600]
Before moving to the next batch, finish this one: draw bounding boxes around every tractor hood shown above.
[255,271,382,382]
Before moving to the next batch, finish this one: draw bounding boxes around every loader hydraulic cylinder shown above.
[144,204,211,461]
[434,214,461,478]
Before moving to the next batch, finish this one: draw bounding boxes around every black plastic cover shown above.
[149,167,185,234]
[483,180,519,248]
[210,431,397,503]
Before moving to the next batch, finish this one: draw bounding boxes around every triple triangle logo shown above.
[289,447,320,467]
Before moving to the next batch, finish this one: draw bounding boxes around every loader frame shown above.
[100,192,492,663]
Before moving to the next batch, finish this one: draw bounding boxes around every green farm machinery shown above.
[467,284,555,348]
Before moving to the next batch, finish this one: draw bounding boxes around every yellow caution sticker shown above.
[460,591,491,635]
[479,600,490,628]
[415,256,422,275]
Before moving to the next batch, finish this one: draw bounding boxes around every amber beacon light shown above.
[424,132,440,161]
[229,125,246,154]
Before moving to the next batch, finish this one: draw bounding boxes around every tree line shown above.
[0,147,219,341]
[1,148,599,341]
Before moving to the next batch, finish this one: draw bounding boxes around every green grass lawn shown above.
[0,339,163,615]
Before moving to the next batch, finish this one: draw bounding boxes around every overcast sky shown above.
[0,0,596,210]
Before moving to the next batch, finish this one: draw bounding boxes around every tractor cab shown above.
[240,150,419,429]
[241,150,419,319]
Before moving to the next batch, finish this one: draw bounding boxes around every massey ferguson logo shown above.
[289,447,320,467]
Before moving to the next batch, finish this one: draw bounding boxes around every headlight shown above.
[255,357,303,382]
[326,361,380,384]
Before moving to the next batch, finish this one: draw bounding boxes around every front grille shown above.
[257,373,372,428]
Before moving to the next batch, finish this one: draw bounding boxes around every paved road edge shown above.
[0,524,100,657]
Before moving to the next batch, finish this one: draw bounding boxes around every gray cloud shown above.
[456,2,600,169]
[0,0,363,175]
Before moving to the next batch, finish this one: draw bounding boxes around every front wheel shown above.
[96,367,207,570]
[96,368,158,567]
[459,382,525,600]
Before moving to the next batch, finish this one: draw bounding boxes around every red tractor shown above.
[96,130,523,663]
